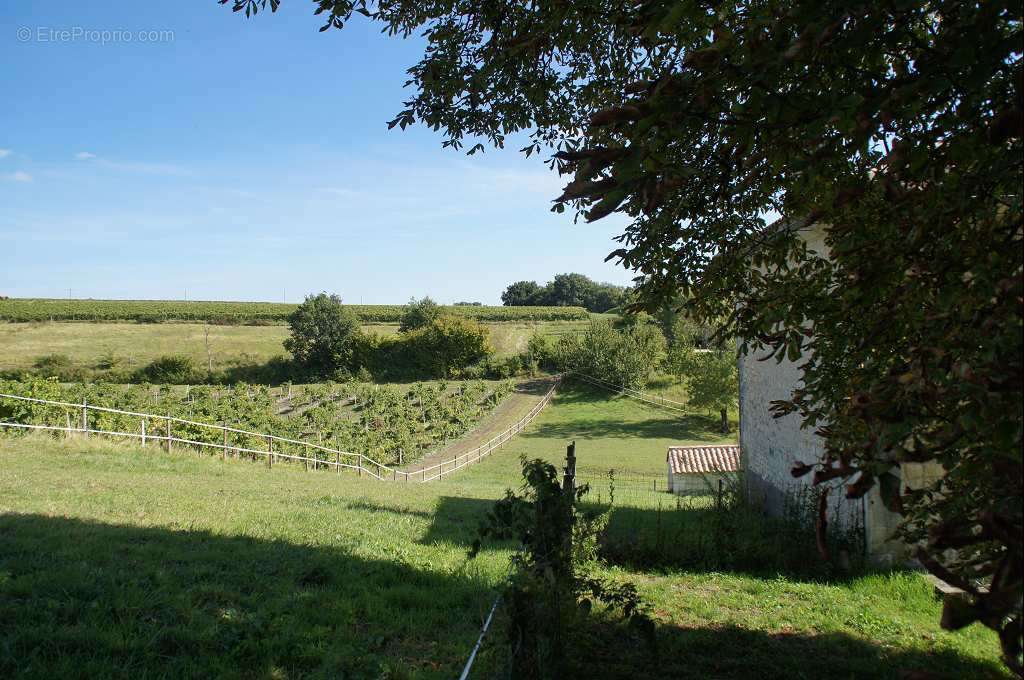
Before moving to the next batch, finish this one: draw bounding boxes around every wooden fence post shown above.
[222,422,227,461]
[141,418,146,446]
[563,441,577,494]
[267,436,273,468]
[81,399,88,437]
[303,443,309,472]
[65,411,72,439]
[166,417,172,453]
[335,451,340,473]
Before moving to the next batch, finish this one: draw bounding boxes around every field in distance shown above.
[0,320,594,373]
[0,298,590,324]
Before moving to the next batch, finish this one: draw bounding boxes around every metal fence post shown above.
[141,418,146,446]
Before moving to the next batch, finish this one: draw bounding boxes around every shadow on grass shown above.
[572,615,1005,680]
[0,513,494,679]
[530,383,726,442]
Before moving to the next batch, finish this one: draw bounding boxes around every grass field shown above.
[0,386,1007,678]
[0,320,593,373]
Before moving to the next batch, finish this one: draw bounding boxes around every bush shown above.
[136,355,202,384]
[399,296,442,333]
[283,293,361,378]
[405,316,493,378]
[33,354,73,373]
[30,354,90,382]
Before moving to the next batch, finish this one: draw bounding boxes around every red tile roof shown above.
[667,445,741,475]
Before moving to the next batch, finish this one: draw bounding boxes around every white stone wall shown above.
[738,346,860,522]
[669,471,727,496]
[738,223,865,534]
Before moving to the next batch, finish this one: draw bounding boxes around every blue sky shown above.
[0,2,635,304]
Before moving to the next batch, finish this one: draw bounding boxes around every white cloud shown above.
[0,149,11,159]
[75,151,96,160]
[4,171,33,182]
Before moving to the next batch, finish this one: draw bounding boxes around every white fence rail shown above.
[0,378,560,483]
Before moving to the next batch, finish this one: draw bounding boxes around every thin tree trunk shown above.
[720,408,729,434]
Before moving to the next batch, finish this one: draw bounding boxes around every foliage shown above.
[556,320,664,390]
[223,0,1023,667]
[398,296,441,333]
[500,280,543,306]
[136,355,203,384]
[283,293,361,378]
[0,377,515,468]
[598,479,865,578]
[470,457,651,678]
[0,298,589,324]
[404,316,493,378]
[501,273,626,313]
[667,338,739,433]
[30,354,90,382]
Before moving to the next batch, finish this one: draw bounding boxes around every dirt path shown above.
[401,376,557,474]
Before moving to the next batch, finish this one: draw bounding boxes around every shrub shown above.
[405,316,493,378]
[31,354,90,382]
[136,355,201,384]
[32,354,73,373]
[398,296,442,333]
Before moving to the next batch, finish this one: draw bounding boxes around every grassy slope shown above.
[0,320,592,372]
[0,386,1007,679]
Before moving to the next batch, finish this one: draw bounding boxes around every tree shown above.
[557,320,664,390]
[543,273,593,308]
[399,296,441,333]
[502,274,626,312]
[669,340,738,434]
[501,280,542,306]
[284,293,361,378]
[226,1,1022,668]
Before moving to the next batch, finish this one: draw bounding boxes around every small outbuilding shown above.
[666,445,741,495]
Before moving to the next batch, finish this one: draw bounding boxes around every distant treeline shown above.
[500,273,627,313]
[0,298,589,324]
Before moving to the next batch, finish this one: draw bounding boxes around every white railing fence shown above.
[0,377,560,483]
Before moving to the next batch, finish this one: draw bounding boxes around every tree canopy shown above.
[284,292,361,378]
[399,296,441,333]
[225,0,1022,670]
[500,273,626,312]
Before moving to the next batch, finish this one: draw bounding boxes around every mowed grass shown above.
[0,386,1008,679]
[454,382,736,491]
[0,320,592,373]
[0,436,513,679]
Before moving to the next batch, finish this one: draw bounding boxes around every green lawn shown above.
[0,320,592,374]
[0,385,1008,679]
